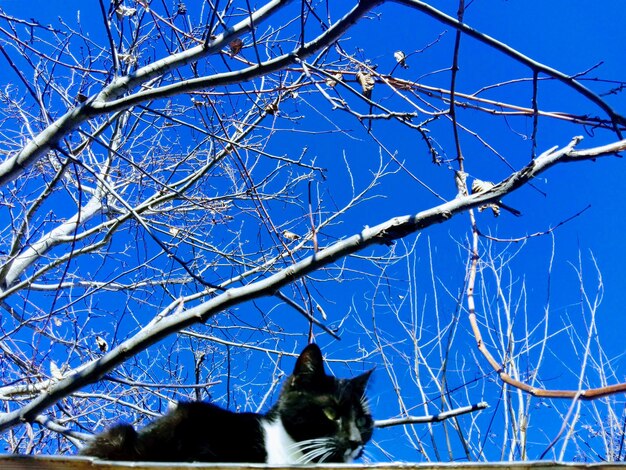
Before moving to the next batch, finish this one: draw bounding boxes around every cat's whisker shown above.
[312,449,335,463]
[360,447,375,463]
[299,450,317,464]
[360,394,372,414]
[296,444,330,460]
[291,437,328,446]
[297,447,326,464]
[299,445,335,464]
[292,437,338,464]
[289,437,330,452]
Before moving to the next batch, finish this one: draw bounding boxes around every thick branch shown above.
[1,0,620,191]
[0,0,296,187]
[89,0,384,114]
[0,137,622,432]
[1,196,103,289]
[96,0,294,103]
[392,0,626,132]
[465,138,626,401]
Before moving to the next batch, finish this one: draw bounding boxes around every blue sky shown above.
[0,0,625,462]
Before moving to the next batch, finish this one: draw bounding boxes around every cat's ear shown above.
[352,369,374,394]
[293,343,325,378]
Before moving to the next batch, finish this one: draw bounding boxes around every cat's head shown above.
[273,343,373,463]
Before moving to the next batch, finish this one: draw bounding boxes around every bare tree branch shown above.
[1,137,623,432]
[375,402,488,428]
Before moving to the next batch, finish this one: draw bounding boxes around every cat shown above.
[79,343,373,463]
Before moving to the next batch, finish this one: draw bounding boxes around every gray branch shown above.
[1,0,622,190]
[374,402,489,428]
[392,0,626,130]
[0,0,298,187]
[0,136,623,433]
[1,196,103,288]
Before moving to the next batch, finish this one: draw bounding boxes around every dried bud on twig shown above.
[95,336,108,352]
[229,38,244,57]
[265,102,279,115]
[315,304,327,321]
[472,179,521,217]
[115,5,137,20]
[282,230,300,241]
[393,50,409,69]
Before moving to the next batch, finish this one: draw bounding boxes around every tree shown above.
[0,0,625,461]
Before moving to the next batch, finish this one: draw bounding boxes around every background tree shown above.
[0,0,625,462]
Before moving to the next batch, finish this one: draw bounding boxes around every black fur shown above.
[82,403,266,462]
[80,344,373,463]
[268,343,374,462]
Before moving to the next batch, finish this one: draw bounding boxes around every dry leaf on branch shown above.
[75,93,88,103]
[118,53,138,66]
[50,361,63,380]
[471,179,495,194]
[471,179,500,216]
[95,336,109,352]
[325,72,343,88]
[356,71,375,98]
[471,179,521,217]
[479,203,501,217]
[115,5,137,20]
[265,102,279,115]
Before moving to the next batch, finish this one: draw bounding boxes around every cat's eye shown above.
[323,407,338,421]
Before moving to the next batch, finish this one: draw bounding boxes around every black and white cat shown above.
[80,343,374,463]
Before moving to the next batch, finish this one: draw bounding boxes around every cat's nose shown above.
[347,441,364,461]
[348,440,361,450]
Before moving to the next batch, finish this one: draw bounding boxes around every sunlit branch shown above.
[1,196,104,289]
[392,0,626,133]
[0,137,623,432]
[375,401,489,428]
[466,139,626,401]
[90,0,384,114]
[0,0,299,186]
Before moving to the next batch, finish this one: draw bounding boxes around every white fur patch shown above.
[345,445,362,462]
[261,418,304,464]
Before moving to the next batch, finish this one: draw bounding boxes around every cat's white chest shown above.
[261,417,304,464]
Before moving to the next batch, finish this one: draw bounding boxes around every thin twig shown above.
[375,402,489,428]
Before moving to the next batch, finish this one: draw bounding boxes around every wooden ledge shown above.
[2,456,626,470]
